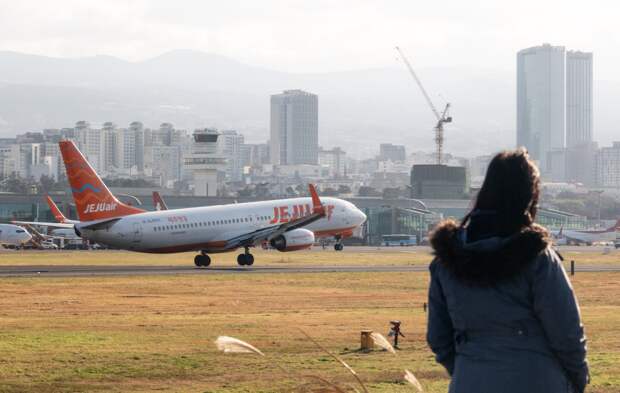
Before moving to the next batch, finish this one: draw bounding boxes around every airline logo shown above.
[270,204,334,224]
[71,183,101,194]
[83,202,118,214]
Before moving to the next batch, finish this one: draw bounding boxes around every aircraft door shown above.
[132,223,143,243]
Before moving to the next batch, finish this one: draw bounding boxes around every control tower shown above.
[184,128,226,196]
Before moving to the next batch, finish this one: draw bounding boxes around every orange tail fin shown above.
[152,191,168,211]
[45,195,69,223]
[59,140,144,222]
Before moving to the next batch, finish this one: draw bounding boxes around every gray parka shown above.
[427,221,589,393]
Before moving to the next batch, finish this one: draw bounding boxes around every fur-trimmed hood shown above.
[430,218,551,285]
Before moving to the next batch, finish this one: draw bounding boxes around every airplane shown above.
[0,223,33,247]
[19,140,366,266]
[552,219,620,245]
[151,191,360,250]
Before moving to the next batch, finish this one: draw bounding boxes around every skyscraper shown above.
[270,90,318,165]
[219,130,245,182]
[566,51,593,148]
[517,44,566,171]
[517,44,593,179]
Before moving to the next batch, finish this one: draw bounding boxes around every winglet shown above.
[309,184,325,215]
[46,195,68,223]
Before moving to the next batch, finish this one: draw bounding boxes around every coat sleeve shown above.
[532,249,589,393]
[427,259,455,375]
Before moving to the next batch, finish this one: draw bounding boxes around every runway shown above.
[0,263,618,277]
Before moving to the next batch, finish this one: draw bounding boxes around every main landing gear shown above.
[237,247,254,266]
[194,251,211,267]
[334,235,344,251]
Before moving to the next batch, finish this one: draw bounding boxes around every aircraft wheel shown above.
[246,254,254,266]
[237,254,247,266]
[334,243,344,251]
[194,254,211,267]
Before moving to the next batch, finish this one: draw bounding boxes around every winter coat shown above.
[427,217,589,393]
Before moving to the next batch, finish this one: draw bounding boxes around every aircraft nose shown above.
[355,209,367,225]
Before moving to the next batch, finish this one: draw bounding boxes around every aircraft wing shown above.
[224,184,326,250]
[12,220,75,229]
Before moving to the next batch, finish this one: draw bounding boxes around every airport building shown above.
[184,129,226,196]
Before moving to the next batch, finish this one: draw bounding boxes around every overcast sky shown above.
[0,0,619,78]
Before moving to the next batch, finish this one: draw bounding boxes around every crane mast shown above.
[395,46,452,165]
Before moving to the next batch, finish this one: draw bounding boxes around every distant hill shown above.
[0,50,617,157]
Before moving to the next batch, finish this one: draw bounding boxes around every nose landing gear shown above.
[237,247,254,266]
[194,251,211,267]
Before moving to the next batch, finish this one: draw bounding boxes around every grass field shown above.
[0,250,618,392]
[0,246,618,267]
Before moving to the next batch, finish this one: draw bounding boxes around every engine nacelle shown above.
[270,228,315,252]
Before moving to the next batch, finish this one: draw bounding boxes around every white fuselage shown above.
[558,229,617,245]
[0,224,32,246]
[78,197,366,253]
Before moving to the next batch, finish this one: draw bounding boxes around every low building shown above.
[410,164,469,199]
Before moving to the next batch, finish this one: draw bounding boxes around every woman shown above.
[427,149,589,393]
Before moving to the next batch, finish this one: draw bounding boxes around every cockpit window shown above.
[16,229,26,233]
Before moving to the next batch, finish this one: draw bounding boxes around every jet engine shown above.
[269,228,315,252]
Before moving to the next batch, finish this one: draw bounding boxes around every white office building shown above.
[270,90,319,165]
[597,142,620,188]
[319,147,347,178]
[219,130,245,182]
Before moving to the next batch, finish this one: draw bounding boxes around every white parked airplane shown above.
[0,224,32,247]
[552,220,620,245]
[17,141,366,266]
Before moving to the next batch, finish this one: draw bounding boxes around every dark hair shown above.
[462,148,540,236]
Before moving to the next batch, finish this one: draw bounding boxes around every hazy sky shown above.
[1,0,619,78]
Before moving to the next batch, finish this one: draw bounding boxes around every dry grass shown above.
[0,246,617,267]
[0,267,617,392]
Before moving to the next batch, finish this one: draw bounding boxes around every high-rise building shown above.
[129,121,145,171]
[596,142,620,188]
[219,130,245,182]
[270,90,318,165]
[517,44,593,180]
[566,51,593,148]
[319,147,347,178]
[144,145,182,188]
[241,143,270,168]
[75,121,106,174]
[517,44,566,172]
[379,143,406,162]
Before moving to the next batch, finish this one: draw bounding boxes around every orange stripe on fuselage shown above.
[140,227,357,254]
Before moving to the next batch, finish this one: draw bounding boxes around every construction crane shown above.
[395,46,452,165]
